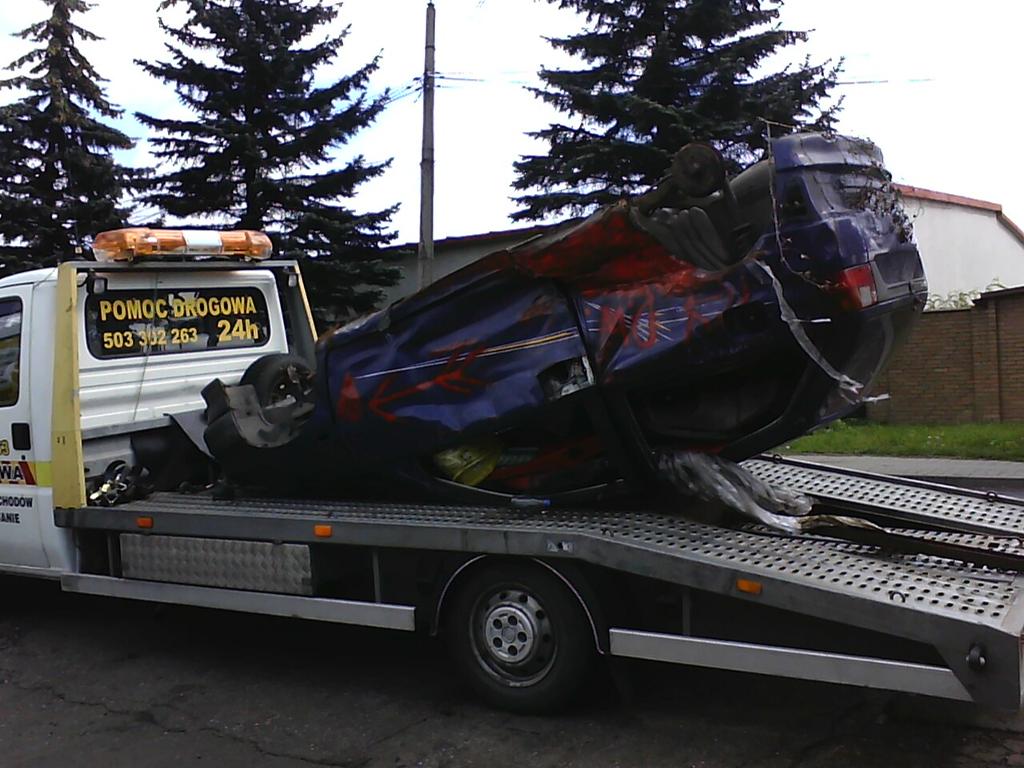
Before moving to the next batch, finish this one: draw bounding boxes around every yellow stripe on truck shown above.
[51,263,86,508]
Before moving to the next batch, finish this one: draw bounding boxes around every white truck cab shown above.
[0,229,314,577]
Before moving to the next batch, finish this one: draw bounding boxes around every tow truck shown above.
[2,227,1024,714]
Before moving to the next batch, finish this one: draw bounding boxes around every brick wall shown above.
[999,296,1024,420]
[867,289,1024,423]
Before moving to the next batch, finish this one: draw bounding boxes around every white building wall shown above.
[902,198,1024,300]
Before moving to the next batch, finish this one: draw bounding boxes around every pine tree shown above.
[0,0,134,272]
[513,0,840,221]
[137,0,398,322]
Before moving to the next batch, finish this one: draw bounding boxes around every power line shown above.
[431,71,942,91]
[368,68,941,114]
[380,79,422,106]
[837,77,936,86]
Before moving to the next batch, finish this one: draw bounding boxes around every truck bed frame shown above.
[54,457,1024,708]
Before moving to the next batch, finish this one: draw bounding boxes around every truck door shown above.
[0,284,49,568]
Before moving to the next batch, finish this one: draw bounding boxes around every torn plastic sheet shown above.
[759,132,872,404]
[657,451,879,534]
[754,260,863,403]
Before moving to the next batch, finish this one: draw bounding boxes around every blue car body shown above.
[207,133,926,504]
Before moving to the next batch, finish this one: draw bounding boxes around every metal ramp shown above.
[743,455,1024,537]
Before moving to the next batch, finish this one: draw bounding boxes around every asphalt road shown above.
[1,575,1023,768]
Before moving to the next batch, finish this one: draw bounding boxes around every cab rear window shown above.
[84,287,271,359]
[0,299,21,406]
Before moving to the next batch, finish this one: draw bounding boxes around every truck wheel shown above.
[445,562,595,714]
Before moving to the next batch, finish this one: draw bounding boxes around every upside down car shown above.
[203,132,927,509]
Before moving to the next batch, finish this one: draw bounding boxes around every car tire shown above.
[240,353,314,408]
[444,561,595,714]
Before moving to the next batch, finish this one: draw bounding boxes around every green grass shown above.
[780,420,1024,461]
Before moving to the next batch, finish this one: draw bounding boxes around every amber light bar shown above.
[92,228,273,262]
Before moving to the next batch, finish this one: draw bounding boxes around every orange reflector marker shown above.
[136,516,154,529]
[735,578,762,595]
[314,524,333,538]
[93,228,273,262]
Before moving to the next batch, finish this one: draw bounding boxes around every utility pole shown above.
[417,1,436,290]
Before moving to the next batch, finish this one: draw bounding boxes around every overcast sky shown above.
[1,0,1022,244]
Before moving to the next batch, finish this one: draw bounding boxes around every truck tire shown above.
[444,561,595,714]
[240,353,314,408]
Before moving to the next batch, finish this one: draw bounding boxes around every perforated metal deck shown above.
[57,487,1024,706]
[60,493,1024,626]
[744,456,1024,537]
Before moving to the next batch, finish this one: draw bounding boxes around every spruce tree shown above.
[513,0,840,221]
[0,0,134,272]
[137,0,398,322]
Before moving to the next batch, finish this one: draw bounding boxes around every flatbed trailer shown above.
[3,248,1023,713]
[54,457,1024,710]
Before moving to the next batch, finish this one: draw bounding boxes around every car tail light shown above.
[834,264,878,310]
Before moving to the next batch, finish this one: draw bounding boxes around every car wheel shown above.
[445,561,595,714]
[240,353,314,408]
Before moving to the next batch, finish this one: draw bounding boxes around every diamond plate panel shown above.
[120,534,312,595]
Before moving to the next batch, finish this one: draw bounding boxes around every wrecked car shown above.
[204,132,927,508]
